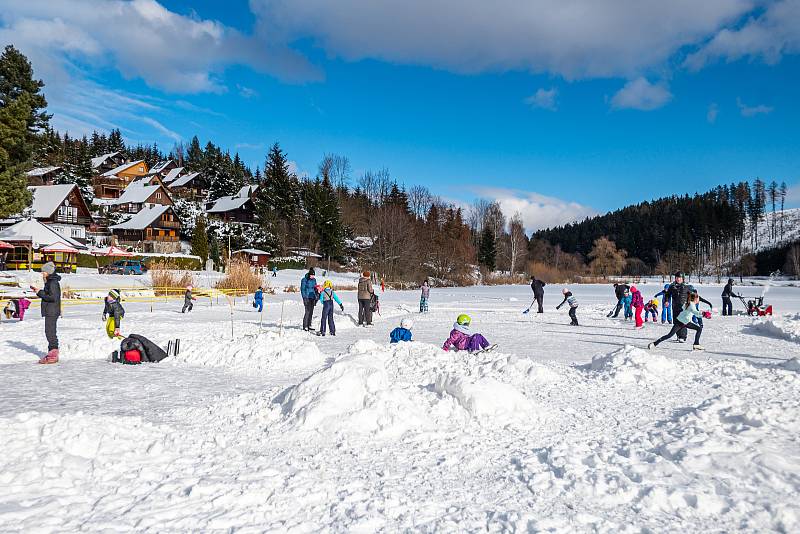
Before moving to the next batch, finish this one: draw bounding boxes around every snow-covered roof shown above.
[102,160,145,177]
[168,171,200,188]
[26,166,61,177]
[110,180,168,205]
[28,184,80,218]
[150,160,172,174]
[233,248,270,255]
[41,241,80,253]
[110,205,171,230]
[162,167,184,183]
[91,151,120,169]
[206,194,251,213]
[0,219,85,249]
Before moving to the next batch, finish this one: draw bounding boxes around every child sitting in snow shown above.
[644,299,659,322]
[390,318,414,343]
[102,289,125,339]
[442,314,490,352]
[556,288,579,326]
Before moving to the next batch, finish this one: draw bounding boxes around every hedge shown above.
[77,253,202,271]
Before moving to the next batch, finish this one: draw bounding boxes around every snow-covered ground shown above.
[1,279,799,532]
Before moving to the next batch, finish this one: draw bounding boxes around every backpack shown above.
[370,293,380,313]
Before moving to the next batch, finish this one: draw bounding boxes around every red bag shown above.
[123,349,142,364]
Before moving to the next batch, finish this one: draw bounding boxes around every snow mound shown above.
[434,374,534,425]
[172,330,325,374]
[61,334,116,361]
[752,313,800,344]
[780,358,800,372]
[585,345,678,384]
[277,341,541,437]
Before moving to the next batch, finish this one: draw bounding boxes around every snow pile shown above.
[60,334,117,361]
[585,345,679,384]
[433,374,533,425]
[172,330,325,374]
[753,313,800,344]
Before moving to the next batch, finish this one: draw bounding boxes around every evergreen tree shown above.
[209,233,221,271]
[0,45,50,131]
[0,93,33,217]
[186,135,203,171]
[255,142,301,253]
[192,215,209,265]
[108,128,125,154]
[206,143,238,200]
[478,225,497,271]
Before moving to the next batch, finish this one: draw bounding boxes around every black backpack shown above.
[370,293,379,313]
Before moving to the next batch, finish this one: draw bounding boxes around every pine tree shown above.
[0,93,33,217]
[186,135,203,171]
[0,45,50,131]
[209,233,221,271]
[255,142,300,253]
[192,215,209,265]
[478,225,497,271]
[206,143,238,200]
[108,128,125,154]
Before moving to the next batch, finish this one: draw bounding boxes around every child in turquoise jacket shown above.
[318,280,344,336]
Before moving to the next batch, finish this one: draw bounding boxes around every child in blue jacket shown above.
[253,286,264,312]
[622,288,633,320]
[654,284,672,323]
[390,318,413,343]
[318,280,343,336]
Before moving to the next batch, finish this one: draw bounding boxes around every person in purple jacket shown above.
[442,314,490,352]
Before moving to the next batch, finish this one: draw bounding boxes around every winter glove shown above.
[102,313,107,321]
[339,304,345,312]
[702,311,712,319]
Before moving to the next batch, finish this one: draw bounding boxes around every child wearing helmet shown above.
[556,288,579,326]
[622,288,633,320]
[390,318,414,343]
[643,298,659,323]
[653,284,672,323]
[102,288,125,339]
[442,314,491,352]
[318,280,344,336]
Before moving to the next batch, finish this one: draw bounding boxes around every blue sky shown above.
[1,0,798,231]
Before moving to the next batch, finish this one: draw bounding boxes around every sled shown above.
[471,344,497,354]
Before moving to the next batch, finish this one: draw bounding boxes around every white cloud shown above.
[525,87,558,111]
[685,0,800,71]
[0,0,320,94]
[250,0,753,80]
[707,102,719,123]
[737,97,774,117]
[471,187,596,232]
[610,77,672,111]
[237,85,259,99]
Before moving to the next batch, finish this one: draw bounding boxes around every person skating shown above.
[102,289,125,339]
[556,288,579,326]
[654,284,672,324]
[30,262,61,364]
[622,288,633,320]
[182,285,196,313]
[318,280,344,336]
[300,268,319,331]
[607,283,630,318]
[643,299,659,323]
[420,280,430,313]
[442,314,491,352]
[648,291,708,351]
[390,318,414,343]
[357,271,375,326]
[253,286,264,313]
[530,276,546,313]
[721,278,741,316]
[631,286,645,329]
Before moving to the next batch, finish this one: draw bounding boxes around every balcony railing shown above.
[54,215,92,225]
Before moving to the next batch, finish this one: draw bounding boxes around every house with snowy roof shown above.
[92,159,149,199]
[90,151,126,174]
[149,159,179,177]
[205,185,258,224]
[167,171,207,201]
[26,166,63,186]
[27,184,93,242]
[95,178,174,215]
[109,204,181,253]
[0,218,86,272]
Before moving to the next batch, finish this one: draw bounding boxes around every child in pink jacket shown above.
[442,314,490,352]
[631,286,645,329]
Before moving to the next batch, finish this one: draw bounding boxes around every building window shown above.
[156,192,161,200]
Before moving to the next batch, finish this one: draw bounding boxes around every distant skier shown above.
[420,280,430,313]
[630,286,645,329]
[643,298,659,323]
[442,314,491,352]
[30,262,60,364]
[300,268,319,331]
[556,288,579,326]
[648,290,708,351]
[721,278,741,316]
[530,276,546,313]
[317,280,344,336]
[390,318,414,343]
[607,283,630,318]
[357,271,375,326]
[653,284,672,323]
[182,285,196,313]
[102,289,125,339]
[253,286,264,313]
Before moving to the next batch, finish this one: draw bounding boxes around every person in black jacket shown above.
[721,278,740,316]
[666,272,713,341]
[30,262,61,364]
[530,276,546,313]
[102,289,125,338]
[119,334,168,364]
[607,283,630,318]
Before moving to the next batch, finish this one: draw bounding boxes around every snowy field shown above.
[1,277,799,532]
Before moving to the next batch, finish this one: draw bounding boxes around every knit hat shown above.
[108,289,120,300]
[401,318,413,329]
[41,262,55,275]
[308,268,315,276]
[186,285,193,290]
[362,270,370,277]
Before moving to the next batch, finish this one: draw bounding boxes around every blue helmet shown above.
[664,284,669,289]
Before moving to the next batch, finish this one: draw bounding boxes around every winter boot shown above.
[39,349,59,364]
[692,344,704,351]
[647,342,656,350]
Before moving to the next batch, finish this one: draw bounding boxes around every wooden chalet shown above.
[90,151,126,174]
[98,179,173,215]
[206,185,258,224]
[232,248,270,268]
[110,204,181,253]
[92,159,150,199]
[29,184,93,243]
[167,172,206,201]
[0,219,85,272]
[26,166,63,186]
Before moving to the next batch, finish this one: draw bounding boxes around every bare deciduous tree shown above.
[509,213,528,274]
